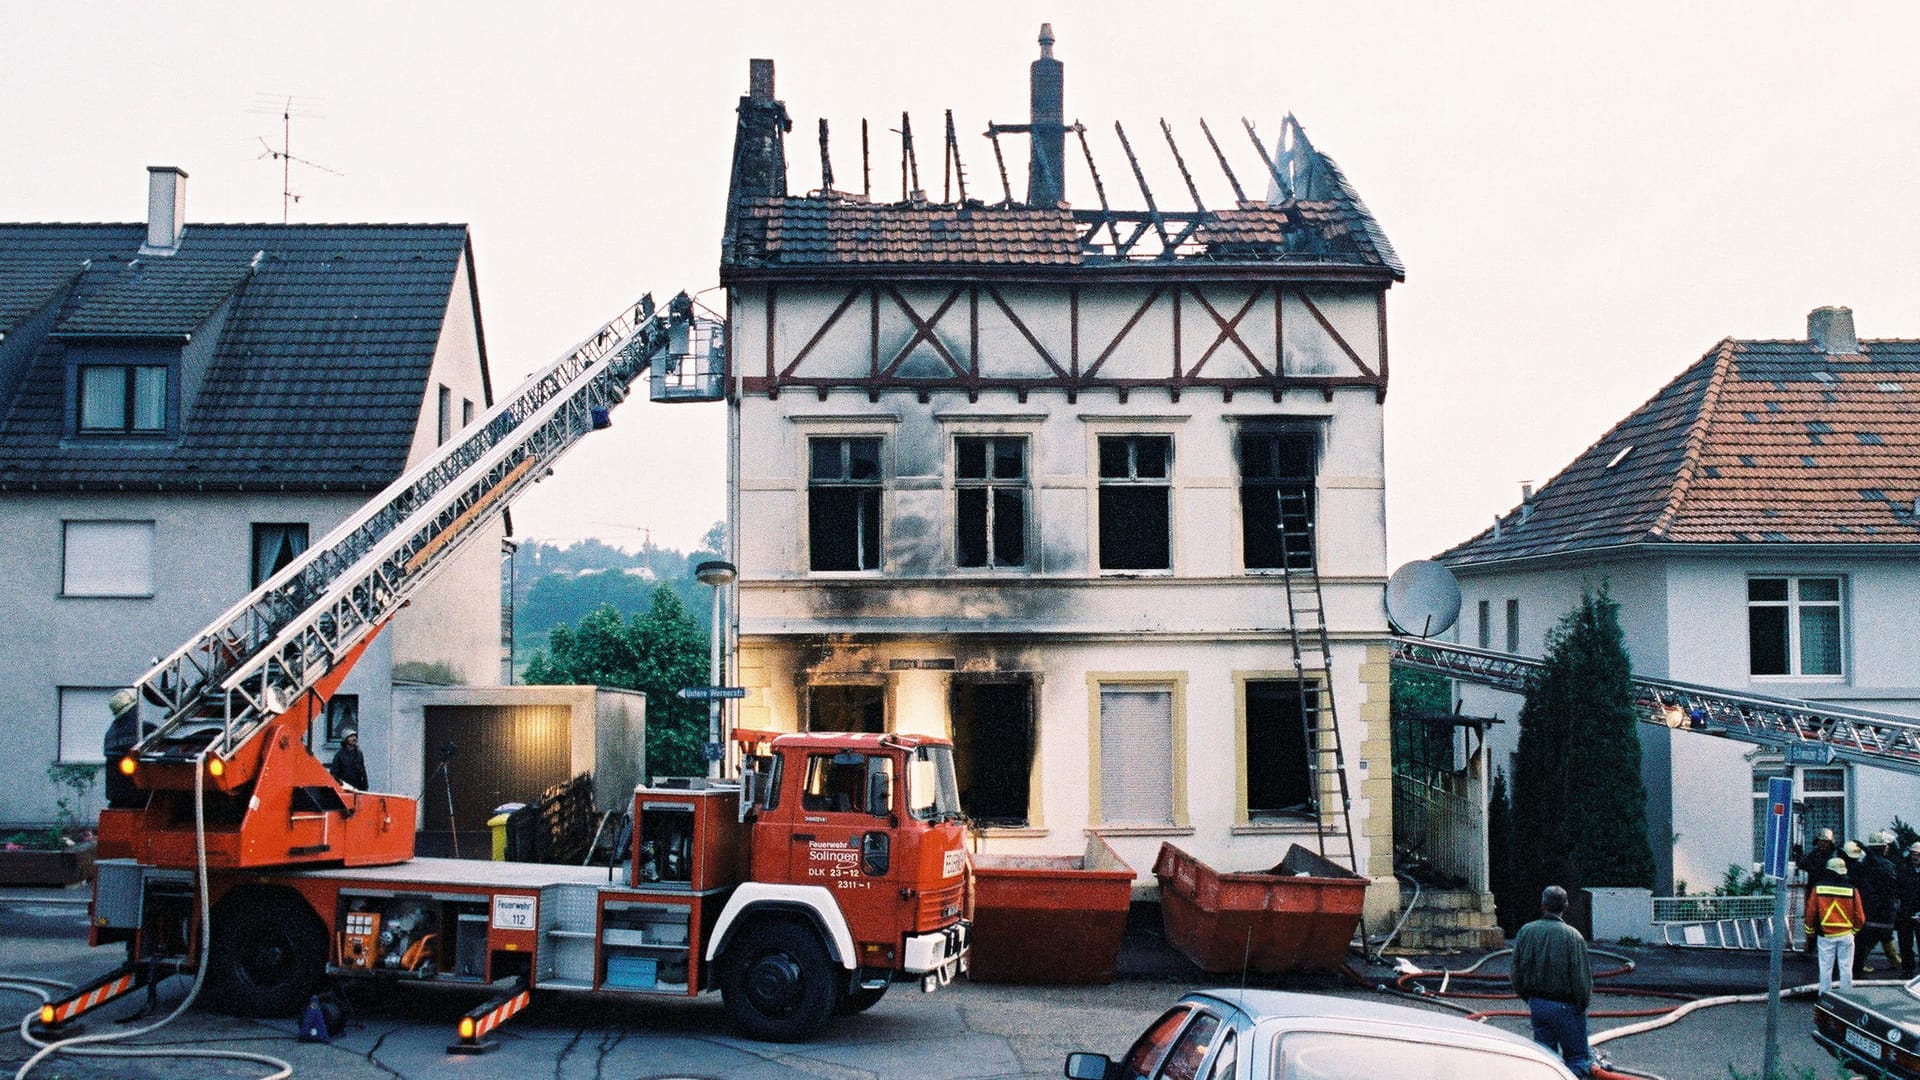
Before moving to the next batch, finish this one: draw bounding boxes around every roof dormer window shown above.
[78,364,167,433]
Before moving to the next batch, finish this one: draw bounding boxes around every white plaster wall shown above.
[737,634,1385,888]
[0,490,390,822]
[389,249,502,686]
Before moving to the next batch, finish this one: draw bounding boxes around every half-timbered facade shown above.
[720,33,1404,921]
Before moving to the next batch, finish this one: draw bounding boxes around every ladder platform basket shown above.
[1153,842,1365,975]
[969,834,1135,984]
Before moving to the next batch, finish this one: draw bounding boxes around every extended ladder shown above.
[1389,638,1920,778]
[1275,490,1361,875]
[130,293,724,768]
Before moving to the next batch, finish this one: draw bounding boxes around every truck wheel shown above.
[207,890,328,1017]
[721,920,839,1041]
[837,980,888,1014]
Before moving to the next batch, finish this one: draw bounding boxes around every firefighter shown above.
[1806,857,1865,995]
[1897,842,1920,978]
[1857,832,1903,976]
[329,729,369,790]
[1797,828,1839,955]
[101,689,149,809]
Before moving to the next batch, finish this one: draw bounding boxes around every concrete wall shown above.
[0,490,387,822]
[389,248,502,687]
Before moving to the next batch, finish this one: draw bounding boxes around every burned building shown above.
[718,29,1403,918]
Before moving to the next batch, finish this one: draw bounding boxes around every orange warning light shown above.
[208,758,226,778]
[38,1004,53,1025]
[118,757,137,776]
[458,1016,476,1041]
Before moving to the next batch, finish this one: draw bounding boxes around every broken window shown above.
[808,436,883,571]
[807,684,885,733]
[1245,680,1316,818]
[1098,682,1175,825]
[949,679,1035,826]
[1238,429,1316,570]
[955,436,1027,568]
[1098,435,1172,571]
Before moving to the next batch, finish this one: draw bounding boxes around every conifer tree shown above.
[1509,587,1656,907]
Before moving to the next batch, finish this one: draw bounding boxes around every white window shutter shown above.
[1099,685,1174,825]
[64,521,155,596]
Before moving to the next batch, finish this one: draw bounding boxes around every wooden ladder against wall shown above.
[1275,489,1361,877]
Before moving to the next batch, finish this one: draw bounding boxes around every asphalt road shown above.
[0,890,1861,1080]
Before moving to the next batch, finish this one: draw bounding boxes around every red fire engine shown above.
[49,293,972,1047]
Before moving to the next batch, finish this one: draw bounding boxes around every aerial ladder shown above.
[1390,637,1920,777]
[103,292,726,871]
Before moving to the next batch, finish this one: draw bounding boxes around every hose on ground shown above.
[8,753,294,1080]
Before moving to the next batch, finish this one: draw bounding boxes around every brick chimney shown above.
[1026,24,1066,206]
[1808,306,1858,355]
[143,166,187,254]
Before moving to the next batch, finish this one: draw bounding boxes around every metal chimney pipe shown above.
[1026,24,1066,206]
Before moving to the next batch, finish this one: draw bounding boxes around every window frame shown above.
[251,521,310,588]
[1096,433,1175,573]
[1476,599,1491,650]
[1505,597,1520,653]
[1088,672,1189,832]
[806,435,886,573]
[58,686,121,764]
[953,435,1029,570]
[322,694,359,747]
[61,519,156,598]
[1235,426,1319,573]
[1748,575,1846,679]
[1235,673,1325,823]
[75,363,169,434]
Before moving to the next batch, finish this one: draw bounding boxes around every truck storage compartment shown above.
[600,900,691,992]
[969,834,1135,984]
[1152,842,1366,975]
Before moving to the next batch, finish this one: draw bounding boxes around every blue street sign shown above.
[1763,775,1794,879]
[678,686,749,701]
[1785,741,1834,767]
[703,741,725,762]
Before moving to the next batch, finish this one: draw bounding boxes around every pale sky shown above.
[7,3,1916,561]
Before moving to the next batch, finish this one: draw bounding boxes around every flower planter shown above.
[969,834,1136,984]
[0,841,97,886]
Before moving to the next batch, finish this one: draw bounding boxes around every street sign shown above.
[703,741,725,762]
[1784,741,1835,767]
[1762,775,1794,880]
[677,687,748,701]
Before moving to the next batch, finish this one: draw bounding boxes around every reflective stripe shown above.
[51,974,134,1023]
[467,990,530,1040]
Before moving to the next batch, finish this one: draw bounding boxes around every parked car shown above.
[1813,980,1920,1078]
[1065,989,1580,1080]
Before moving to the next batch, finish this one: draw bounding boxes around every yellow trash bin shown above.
[489,803,525,861]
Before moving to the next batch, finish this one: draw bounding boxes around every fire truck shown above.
[49,293,972,1047]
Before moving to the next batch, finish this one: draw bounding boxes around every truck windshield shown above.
[907,745,962,822]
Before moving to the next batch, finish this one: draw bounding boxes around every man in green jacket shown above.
[1512,885,1593,1077]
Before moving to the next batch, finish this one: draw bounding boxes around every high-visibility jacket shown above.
[1806,882,1866,937]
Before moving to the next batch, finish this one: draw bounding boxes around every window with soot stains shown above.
[1239,428,1318,570]
[809,437,883,571]
[1098,435,1172,571]
[955,436,1027,568]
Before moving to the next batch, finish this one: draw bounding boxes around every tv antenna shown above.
[249,94,343,222]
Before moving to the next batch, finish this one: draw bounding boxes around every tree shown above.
[524,587,711,777]
[1488,767,1523,935]
[1509,586,1657,908]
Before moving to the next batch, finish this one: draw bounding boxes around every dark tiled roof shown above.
[1438,339,1920,566]
[736,199,1083,265]
[0,223,478,491]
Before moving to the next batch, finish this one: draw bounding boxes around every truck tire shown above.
[720,919,839,1041]
[207,889,328,1018]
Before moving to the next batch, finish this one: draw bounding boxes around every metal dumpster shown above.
[969,834,1136,984]
[1153,841,1366,975]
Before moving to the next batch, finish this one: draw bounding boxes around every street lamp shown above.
[694,560,736,779]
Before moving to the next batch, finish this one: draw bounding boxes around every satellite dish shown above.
[1385,560,1462,638]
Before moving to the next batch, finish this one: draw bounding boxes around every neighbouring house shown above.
[718,31,1407,924]
[1438,306,1920,894]
[0,166,503,825]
